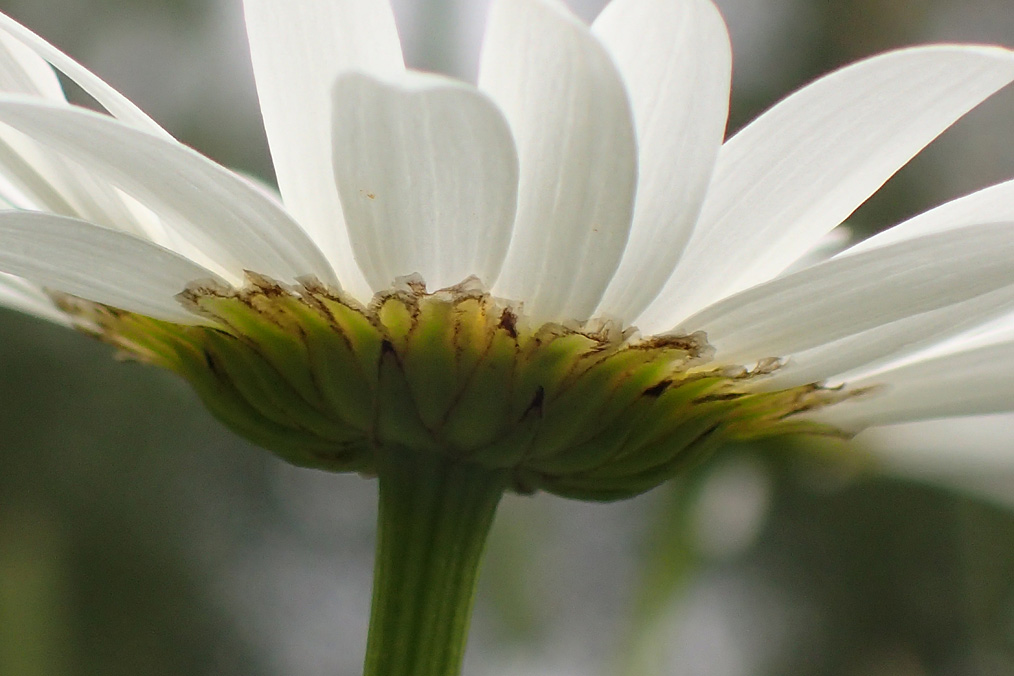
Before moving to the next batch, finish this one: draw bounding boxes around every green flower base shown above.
[55,273,852,501]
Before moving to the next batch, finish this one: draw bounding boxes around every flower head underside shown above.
[55,273,858,500]
[0,0,1011,490]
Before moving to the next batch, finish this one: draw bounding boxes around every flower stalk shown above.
[364,445,509,676]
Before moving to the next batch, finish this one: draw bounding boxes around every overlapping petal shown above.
[0,270,69,324]
[843,178,1014,255]
[821,339,1014,429]
[0,126,167,243]
[243,0,404,298]
[331,71,518,291]
[0,30,63,100]
[0,132,75,213]
[0,23,164,241]
[0,11,169,136]
[0,211,221,321]
[858,415,1014,483]
[639,45,1014,331]
[756,176,1014,386]
[761,286,1014,389]
[592,0,731,321]
[678,222,1014,364]
[480,0,637,321]
[0,98,336,285]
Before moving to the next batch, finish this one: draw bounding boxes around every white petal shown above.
[592,0,731,321]
[858,415,1014,479]
[0,271,68,325]
[0,11,169,137]
[781,226,854,275]
[45,160,167,240]
[243,0,404,299]
[0,20,176,238]
[677,222,1014,364]
[0,31,63,100]
[480,0,637,321]
[639,45,1014,331]
[0,97,336,286]
[820,340,1014,429]
[940,311,1014,353]
[843,178,1014,256]
[0,22,162,236]
[0,211,222,321]
[0,126,168,244]
[331,71,518,291]
[0,131,75,212]
[856,415,1014,511]
[0,20,181,253]
[762,286,1014,389]
[866,308,1014,377]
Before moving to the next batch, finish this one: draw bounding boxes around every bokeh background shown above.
[1,1,1014,674]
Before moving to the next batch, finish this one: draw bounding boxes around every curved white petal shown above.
[820,340,1014,429]
[0,271,68,324]
[0,36,163,238]
[939,311,1014,353]
[0,31,62,100]
[761,285,1014,389]
[677,222,1014,364]
[0,211,222,321]
[858,414,1014,511]
[0,11,169,137]
[0,131,75,212]
[0,97,336,286]
[592,0,731,321]
[46,161,167,240]
[0,125,168,244]
[243,0,404,299]
[480,0,637,322]
[0,21,176,240]
[639,45,1014,331]
[872,307,1014,374]
[331,71,518,291]
[844,178,1014,256]
[858,414,1014,478]
[785,226,853,272]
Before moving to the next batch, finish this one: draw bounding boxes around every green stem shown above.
[363,447,508,676]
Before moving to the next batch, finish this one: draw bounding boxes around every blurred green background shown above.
[1,1,1014,674]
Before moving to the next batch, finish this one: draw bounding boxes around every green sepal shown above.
[189,286,325,410]
[400,294,462,430]
[312,292,385,375]
[203,330,361,443]
[375,340,442,454]
[295,305,377,432]
[510,331,597,419]
[377,296,414,349]
[172,339,369,471]
[527,349,683,466]
[441,322,519,454]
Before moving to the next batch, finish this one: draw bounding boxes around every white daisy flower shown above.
[3,0,1014,671]
[0,0,1012,498]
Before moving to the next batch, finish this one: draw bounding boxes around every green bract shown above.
[56,275,854,501]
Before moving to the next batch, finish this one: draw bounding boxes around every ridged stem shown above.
[363,446,508,676]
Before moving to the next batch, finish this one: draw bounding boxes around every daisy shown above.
[0,0,1013,673]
